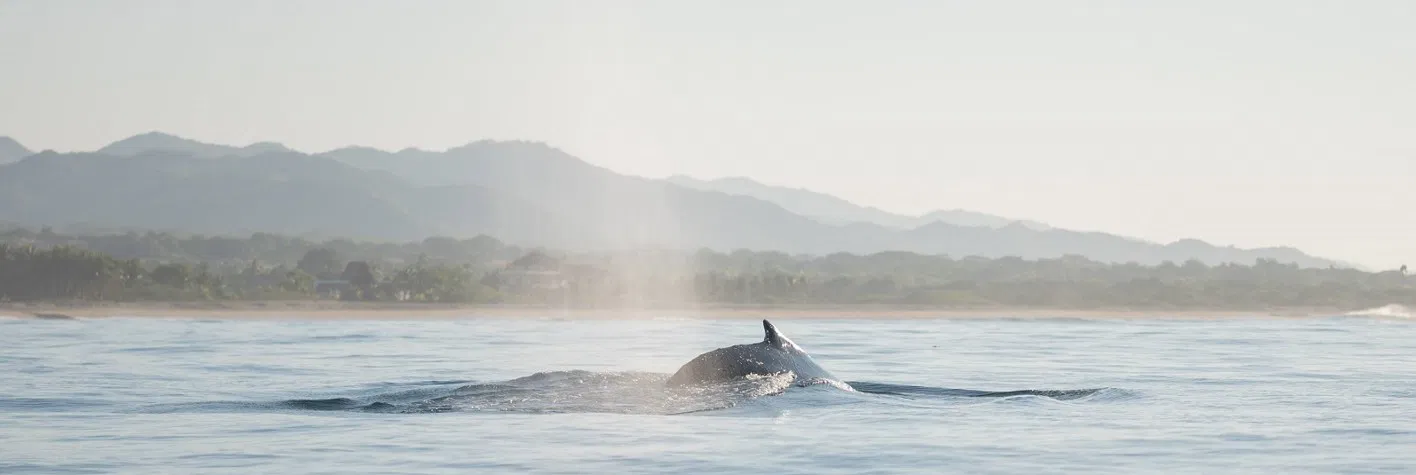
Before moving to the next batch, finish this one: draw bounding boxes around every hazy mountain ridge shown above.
[0,132,1350,268]
[665,175,916,227]
[0,136,33,164]
[0,150,575,244]
[917,209,1052,231]
[665,175,1052,230]
[98,131,295,158]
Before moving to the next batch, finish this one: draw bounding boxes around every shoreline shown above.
[0,300,1381,320]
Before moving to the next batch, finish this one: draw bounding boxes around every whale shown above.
[666,319,846,388]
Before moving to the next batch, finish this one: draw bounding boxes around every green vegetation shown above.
[1,227,1412,309]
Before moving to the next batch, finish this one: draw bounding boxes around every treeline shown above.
[0,243,498,303]
[527,255,1415,309]
[0,227,524,269]
[1,227,1413,309]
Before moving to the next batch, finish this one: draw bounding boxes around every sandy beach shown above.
[0,300,1364,320]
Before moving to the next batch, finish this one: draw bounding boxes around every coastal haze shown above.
[3,2,1416,474]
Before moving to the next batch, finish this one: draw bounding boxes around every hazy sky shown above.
[1,0,1413,269]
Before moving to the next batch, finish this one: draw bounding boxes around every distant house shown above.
[497,252,568,292]
[492,251,612,294]
[314,279,351,299]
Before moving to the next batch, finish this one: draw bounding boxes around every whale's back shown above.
[665,322,839,387]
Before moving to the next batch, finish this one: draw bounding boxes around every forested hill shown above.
[0,132,1350,268]
[1,228,1410,309]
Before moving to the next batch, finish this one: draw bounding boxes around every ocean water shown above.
[2,313,1414,474]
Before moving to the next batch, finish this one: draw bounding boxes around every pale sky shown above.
[1,0,1413,269]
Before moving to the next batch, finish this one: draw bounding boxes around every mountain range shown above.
[97,131,295,158]
[0,137,32,164]
[0,132,1349,268]
[665,175,1052,231]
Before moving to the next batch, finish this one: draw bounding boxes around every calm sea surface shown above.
[3,313,1414,474]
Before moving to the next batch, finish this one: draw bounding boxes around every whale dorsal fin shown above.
[762,319,800,351]
[763,319,783,346]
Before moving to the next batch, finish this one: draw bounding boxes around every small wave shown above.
[0,397,116,412]
[847,381,1133,402]
[22,312,80,320]
[1345,304,1414,319]
[309,333,380,341]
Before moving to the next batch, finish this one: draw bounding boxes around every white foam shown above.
[1345,304,1415,319]
[742,371,797,397]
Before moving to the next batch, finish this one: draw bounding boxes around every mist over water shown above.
[3,315,1415,473]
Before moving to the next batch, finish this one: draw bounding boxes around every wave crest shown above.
[1345,304,1414,319]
